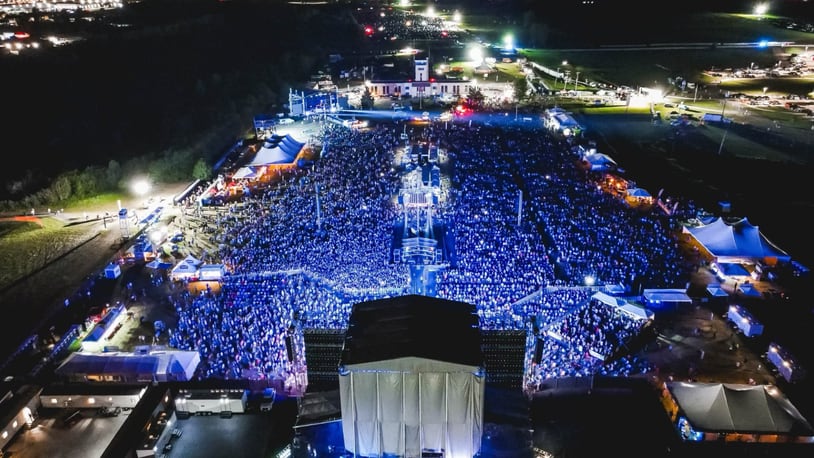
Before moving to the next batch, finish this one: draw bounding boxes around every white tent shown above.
[683,217,791,264]
[591,292,653,320]
[738,282,763,297]
[247,134,305,166]
[198,264,226,281]
[705,283,729,298]
[642,288,692,310]
[247,145,297,166]
[583,152,617,171]
[170,255,202,281]
[626,187,651,198]
[665,381,814,440]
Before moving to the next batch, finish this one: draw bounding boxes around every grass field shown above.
[0,217,99,291]
[0,191,135,293]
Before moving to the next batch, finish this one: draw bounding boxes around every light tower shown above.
[118,208,130,241]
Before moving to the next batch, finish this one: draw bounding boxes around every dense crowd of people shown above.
[165,117,699,393]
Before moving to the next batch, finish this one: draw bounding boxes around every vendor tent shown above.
[683,217,791,265]
[705,283,730,305]
[583,152,617,171]
[626,187,651,198]
[145,259,173,270]
[170,255,202,281]
[591,292,654,320]
[642,288,692,312]
[738,282,763,297]
[198,264,226,281]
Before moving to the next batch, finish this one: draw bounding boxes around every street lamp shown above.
[754,3,768,19]
[574,71,580,92]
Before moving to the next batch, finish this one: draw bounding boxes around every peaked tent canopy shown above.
[170,255,202,280]
[626,187,651,198]
[583,152,617,171]
[684,217,791,264]
[738,282,763,297]
[247,134,305,166]
[705,283,729,298]
[667,381,814,436]
[248,145,297,166]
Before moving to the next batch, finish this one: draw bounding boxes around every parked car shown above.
[100,406,121,417]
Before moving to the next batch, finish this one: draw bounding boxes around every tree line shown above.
[0,0,361,213]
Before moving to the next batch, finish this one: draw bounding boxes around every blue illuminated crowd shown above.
[168,118,696,392]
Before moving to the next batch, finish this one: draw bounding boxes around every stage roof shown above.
[339,295,482,367]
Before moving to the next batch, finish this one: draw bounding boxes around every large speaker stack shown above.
[302,328,346,392]
[480,329,527,389]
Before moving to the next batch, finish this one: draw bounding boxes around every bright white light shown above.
[468,46,483,63]
[503,34,514,51]
[426,6,435,18]
[399,0,410,6]
[754,3,768,16]
[453,11,461,23]
[131,178,150,196]
[584,275,595,286]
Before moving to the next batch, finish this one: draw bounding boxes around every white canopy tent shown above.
[170,255,202,281]
[591,291,654,320]
[683,217,791,265]
[642,288,692,311]
[665,381,814,441]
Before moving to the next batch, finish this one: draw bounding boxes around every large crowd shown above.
[166,118,700,393]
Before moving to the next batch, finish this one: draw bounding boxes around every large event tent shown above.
[683,217,791,265]
[663,381,814,443]
[247,134,304,166]
[339,295,484,458]
[233,134,306,179]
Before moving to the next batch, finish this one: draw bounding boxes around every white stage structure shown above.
[339,295,484,458]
